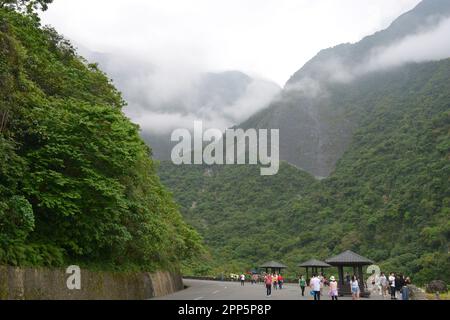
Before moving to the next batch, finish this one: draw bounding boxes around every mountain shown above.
[79,49,281,160]
[241,0,450,177]
[140,71,281,160]
[159,0,450,284]
[0,8,203,270]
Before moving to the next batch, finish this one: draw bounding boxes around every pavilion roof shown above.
[298,259,331,268]
[326,250,374,266]
[260,261,288,269]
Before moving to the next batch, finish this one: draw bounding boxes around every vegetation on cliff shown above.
[0,6,203,271]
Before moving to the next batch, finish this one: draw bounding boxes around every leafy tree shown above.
[0,7,204,271]
[0,0,53,13]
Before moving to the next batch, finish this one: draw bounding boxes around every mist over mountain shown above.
[79,49,281,159]
[159,0,450,284]
[241,0,450,177]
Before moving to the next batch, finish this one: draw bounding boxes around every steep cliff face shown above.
[241,0,450,177]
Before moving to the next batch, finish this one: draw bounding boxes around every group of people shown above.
[303,273,340,300]
[262,273,285,297]
[242,270,412,300]
[368,272,412,300]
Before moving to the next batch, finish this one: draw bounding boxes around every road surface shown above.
[154,279,386,300]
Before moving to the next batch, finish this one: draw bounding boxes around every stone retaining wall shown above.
[0,266,183,300]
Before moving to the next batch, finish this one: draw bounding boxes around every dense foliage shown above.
[159,61,450,285]
[0,8,203,271]
[0,0,52,14]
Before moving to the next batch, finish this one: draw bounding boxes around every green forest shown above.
[1,1,448,288]
[159,60,450,285]
[0,5,203,272]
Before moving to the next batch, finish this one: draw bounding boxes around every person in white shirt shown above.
[240,274,246,286]
[379,273,388,298]
[351,275,360,300]
[310,274,321,300]
[388,273,396,300]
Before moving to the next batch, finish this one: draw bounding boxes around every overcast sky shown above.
[40,0,422,86]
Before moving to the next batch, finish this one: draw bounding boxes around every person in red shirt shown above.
[278,274,284,290]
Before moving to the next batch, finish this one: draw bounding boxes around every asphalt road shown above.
[154,279,386,300]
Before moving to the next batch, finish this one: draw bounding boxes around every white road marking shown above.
[212,290,220,294]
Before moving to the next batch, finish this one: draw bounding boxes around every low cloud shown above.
[131,111,229,135]
[364,17,450,72]
[286,16,450,98]
[81,48,281,135]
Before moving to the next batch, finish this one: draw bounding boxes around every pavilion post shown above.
[358,265,365,293]
[338,266,345,296]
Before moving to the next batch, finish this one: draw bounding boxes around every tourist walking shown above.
[351,275,360,300]
[278,274,284,290]
[402,276,411,301]
[299,275,306,297]
[389,273,396,300]
[319,273,324,295]
[395,274,404,299]
[272,273,278,291]
[310,274,321,301]
[251,274,258,285]
[345,272,351,286]
[379,272,388,298]
[368,270,378,295]
[264,274,273,297]
[240,274,246,286]
[329,276,339,301]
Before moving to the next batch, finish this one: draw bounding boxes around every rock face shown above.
[139,71,281,160]
[240,0,450,177]
[0,266,183,300]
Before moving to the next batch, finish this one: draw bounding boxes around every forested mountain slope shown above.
[160,61,450,282]
[159,1,450,283]
[241,0,450,177]
[0,8,203,271]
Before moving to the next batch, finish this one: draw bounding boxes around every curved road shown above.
[154,279,384,300]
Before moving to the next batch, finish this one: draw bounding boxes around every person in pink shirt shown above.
[329,276,339,300]
[264,274,273,297]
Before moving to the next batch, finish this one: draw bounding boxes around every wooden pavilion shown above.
[298,259,331,281]
[326,250,374,297]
